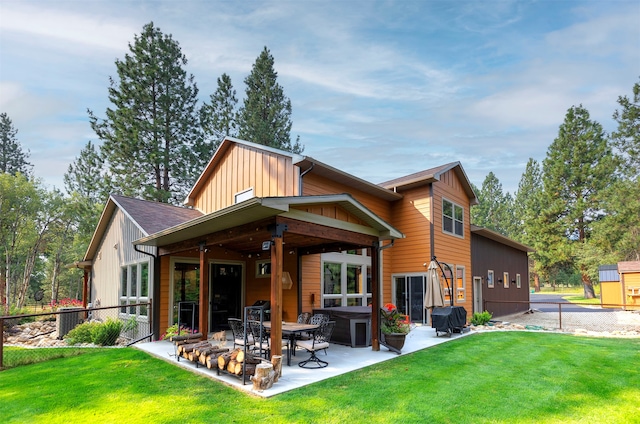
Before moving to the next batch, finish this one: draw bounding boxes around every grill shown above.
[431,306,467,337]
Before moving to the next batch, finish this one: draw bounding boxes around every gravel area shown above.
[472,308,640,338]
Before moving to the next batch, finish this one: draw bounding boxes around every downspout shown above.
[378,240,395,306]
[134,244,159,340]
[429,184,435,256]
[299,163,314,196]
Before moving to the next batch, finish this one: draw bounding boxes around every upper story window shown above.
[442,198,464,237]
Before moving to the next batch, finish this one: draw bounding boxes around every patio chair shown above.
[228,318,253,350]
[297,312,312,324]
[248,321,287,359]
[296,321,335,368]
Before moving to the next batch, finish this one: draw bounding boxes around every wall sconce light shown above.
[310,293,315,304]
[498,279,503,283]
[283,272,293,290]
[511,279,516,285]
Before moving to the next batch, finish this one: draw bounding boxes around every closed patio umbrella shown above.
[424,260,445,310]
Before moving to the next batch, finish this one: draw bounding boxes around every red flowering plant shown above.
[381,303,410,334]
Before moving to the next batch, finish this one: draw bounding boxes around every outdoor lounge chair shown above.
[296,321,335,368]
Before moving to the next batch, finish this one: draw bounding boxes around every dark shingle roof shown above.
[111,194,203,235]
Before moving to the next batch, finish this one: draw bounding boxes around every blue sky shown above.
[1,0,638,195]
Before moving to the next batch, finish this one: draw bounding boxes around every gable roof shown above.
[83,194,202,261]
[470,224,533,253]
[379,162,479,205]
[135,194,404,248]
[185,136,403,205]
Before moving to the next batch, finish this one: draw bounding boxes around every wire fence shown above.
[1,303,152,370]
[482,300,640,335]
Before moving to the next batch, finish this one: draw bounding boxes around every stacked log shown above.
[216,348,262,376]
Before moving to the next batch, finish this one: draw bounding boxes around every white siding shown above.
[90,209,155,307]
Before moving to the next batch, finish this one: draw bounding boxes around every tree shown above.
[200,73,238,151]
[64,140,109,203]
[587,79,640,265]
[611,78,640,176]
[542,105,617,298]
[89,22,201,204]
[513,159,545,290]
[238,47,303,153]
[0,113,31,175]
[470,172,514,236]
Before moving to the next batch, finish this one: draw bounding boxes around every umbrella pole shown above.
[432,256,454,307]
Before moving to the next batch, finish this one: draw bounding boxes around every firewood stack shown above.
[216,348,263,376]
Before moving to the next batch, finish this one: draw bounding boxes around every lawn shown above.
[1,332,638,423]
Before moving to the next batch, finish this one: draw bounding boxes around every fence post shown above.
[558,302,562,330]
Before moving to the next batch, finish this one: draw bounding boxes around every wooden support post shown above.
[270,235,283,357]
[199,242,209,340]
[371,241,380,351]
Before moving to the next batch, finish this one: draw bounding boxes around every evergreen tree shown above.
[88,22,201,204]
[238,47,303,153]
[64,141,109,203]
[0,113,32,175]
[470,172,513,236]
[200,73,238,150]
[542,105,617,298]
[588,79,640,264]
[611,78,640,177]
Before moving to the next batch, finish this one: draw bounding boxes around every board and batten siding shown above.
[192,143,299,214]
[90,208,155,309]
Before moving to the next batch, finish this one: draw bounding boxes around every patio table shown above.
[263,321,319,366]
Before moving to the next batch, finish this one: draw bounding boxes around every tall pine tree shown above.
[238,47,303,153]
[542,105,616,298]
[88,22,201,204]
[0,113,31,175]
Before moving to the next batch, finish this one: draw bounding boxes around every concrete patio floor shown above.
[134,325,471,398]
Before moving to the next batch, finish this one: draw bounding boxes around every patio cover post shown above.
[199,242,209,340]
[270,232,284,357]
[371,241,380,351]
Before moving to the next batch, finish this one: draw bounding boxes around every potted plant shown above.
[381,303,410,350]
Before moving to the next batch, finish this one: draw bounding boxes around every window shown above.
[256,260,271,278]
[321,251,371,307]
[120,261,150,319]
[503,272,509,289]
[234,187,254,204]
[456,266,465,302]
[442,263,453,303]
[442,199,464,237]
[516,273,521,289]
[487,270,494,288]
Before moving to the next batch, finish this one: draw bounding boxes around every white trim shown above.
[442,197,465,238]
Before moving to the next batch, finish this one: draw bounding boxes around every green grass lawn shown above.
[1,332,638,423]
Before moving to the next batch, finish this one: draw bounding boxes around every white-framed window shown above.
[455,265,465,303]
[120,261,150,319]
[487,270,494,289]
[234,187,254,204]
[321,250,371,307]
[503,272,509,289]
[516,273,521,289]
[442,198,464,237]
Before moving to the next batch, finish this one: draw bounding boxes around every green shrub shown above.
[471,311,493,326]
[65,322,99,345]
[91,318,123,346]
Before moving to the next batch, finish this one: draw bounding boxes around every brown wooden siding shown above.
[193,144,299,213]
[301,173,392,222]
[291,204,367,226]
[471,233,530,317]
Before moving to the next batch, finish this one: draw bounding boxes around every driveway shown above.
[530,293,611,313]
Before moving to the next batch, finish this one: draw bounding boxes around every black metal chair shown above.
[248,321,288,359]
[228,318,253,350]
[297,312,311,324]
[296,321,335,368]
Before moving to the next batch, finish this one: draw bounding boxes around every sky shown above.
[1,0,638,195]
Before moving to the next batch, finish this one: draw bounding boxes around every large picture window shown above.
[120,261,149,319]
[442,198,464,237]
[322,251,371,307]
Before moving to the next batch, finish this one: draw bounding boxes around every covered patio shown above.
[135,325,470,398]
